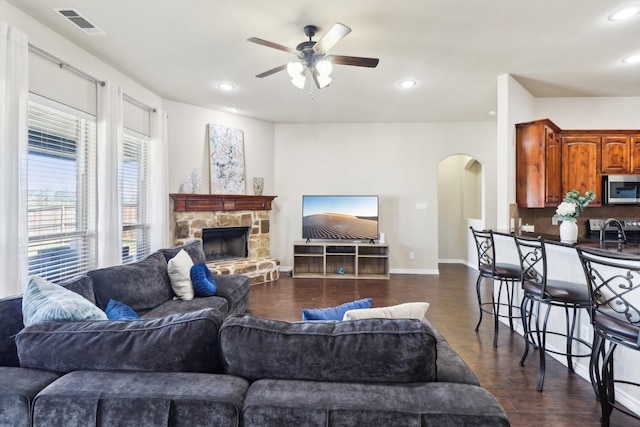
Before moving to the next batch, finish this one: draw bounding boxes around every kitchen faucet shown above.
[599,218,627,244]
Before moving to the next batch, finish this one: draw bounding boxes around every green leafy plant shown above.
[554,189,596,222]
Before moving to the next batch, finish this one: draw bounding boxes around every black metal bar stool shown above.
[469,227,521,347]
[514,235,591,391]
[577,246,640,427]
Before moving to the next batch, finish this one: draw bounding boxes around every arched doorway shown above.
[437,154,483,263]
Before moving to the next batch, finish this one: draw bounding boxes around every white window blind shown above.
[121,130,151,263]
[27,95,97,283]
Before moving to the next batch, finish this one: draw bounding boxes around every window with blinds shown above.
[121,130,151,263]
[27,96,97,283]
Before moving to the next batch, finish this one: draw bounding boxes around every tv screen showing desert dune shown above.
[302,196,378,240]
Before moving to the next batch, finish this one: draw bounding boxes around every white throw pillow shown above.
[342,302,430,321]
[167,249,195,300]
[22,276,107,327]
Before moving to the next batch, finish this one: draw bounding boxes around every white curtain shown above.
[149,109,170,250]
[97,81,124,267]
[0,23,28,297]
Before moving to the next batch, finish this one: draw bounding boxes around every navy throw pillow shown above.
[302,298,373,321]
[190,263,217,297]
[105,299,140,321]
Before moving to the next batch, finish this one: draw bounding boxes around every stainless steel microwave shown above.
[604,175,640,204]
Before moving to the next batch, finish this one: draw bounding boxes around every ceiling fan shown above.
[247,23,379,90]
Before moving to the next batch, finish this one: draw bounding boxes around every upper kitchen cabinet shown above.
[631,137,640,174]
[516,119,640,208]
[560,134,602,206]
[516,119,562,208]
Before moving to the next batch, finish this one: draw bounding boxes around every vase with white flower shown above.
[554,189,596,243]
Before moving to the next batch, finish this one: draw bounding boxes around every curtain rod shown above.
[28,43,157,113]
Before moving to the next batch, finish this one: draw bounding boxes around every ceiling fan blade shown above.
[255,64,287,78]
[331,55,379,68]
[314,23,351,53]
[247,37,297,55]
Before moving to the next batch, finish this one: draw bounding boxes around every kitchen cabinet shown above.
[515,119,562,207]
[516,119,640,208]
[560,135,602,206]
[632,137,640,174]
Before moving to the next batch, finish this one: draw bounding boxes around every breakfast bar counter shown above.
[487,231,640,414]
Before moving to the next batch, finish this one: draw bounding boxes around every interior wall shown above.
[437,155,465,262]
[273,122,497,273]
[463,158,482,219]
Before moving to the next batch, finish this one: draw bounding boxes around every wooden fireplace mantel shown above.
[170,193,277,212]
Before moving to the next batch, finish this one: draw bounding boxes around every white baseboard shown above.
[389,268,439,275]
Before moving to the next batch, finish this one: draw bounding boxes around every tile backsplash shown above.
[517,205,640,239]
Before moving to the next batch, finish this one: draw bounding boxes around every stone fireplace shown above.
[170,193,279,284]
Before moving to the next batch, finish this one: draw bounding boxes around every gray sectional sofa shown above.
[0,241,510,427]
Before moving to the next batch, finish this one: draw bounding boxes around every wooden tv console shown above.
[292,241,389,280]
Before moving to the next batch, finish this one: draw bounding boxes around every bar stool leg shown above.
[474,274,484,332]
[536,302,552,391]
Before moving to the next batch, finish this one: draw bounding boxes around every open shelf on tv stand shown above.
[292,241,389,280]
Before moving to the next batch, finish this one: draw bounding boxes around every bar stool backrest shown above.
[513,235,548,294]
[577,247,640,348]
[470,227,497,276]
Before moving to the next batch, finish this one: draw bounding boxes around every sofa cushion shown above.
[32,371,249,427]
[159,240,206,265]
[0,366,61,427]
[22,276,107,327]
[343,302,430,320]
[88,251,174,313]
[191,263,217,297]
[302,297,372,321]
[16,308,224,374]
[105,299,140,320]
[167,249,195,300]
[141,296,228,319]
[0,296,24,367]
[59,275,97,305]
[242,379,510,427]
[220,314,437,383]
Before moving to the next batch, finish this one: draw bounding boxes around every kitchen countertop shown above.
[493,229,640,256]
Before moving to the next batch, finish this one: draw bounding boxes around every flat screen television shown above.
[302,195,379,241]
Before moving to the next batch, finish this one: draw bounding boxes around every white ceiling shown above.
[7,0,640,124]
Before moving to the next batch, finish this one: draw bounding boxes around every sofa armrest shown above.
[212,274,250,315]
[16,309,224,374]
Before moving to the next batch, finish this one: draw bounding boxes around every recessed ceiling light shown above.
[399,80,416,89]
[608,5,640,21]
[622,54,640,64]
[217,83,235,91]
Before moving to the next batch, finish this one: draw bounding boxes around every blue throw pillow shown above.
[302,298,373,321]
[190,263,217,297]
[105,299,140,321]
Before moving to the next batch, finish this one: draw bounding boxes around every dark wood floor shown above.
[247,263,640,427]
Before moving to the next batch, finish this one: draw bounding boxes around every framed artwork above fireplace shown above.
[208,124,245,194]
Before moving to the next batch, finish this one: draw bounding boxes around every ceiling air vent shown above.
[54,8,105,35]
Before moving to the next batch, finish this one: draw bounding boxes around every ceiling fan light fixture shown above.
[317,75,332,89]
[287,62,304,78]
[291,75,306,89]
[316,59,333,76]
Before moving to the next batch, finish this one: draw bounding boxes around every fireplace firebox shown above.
[201,226,250,262]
